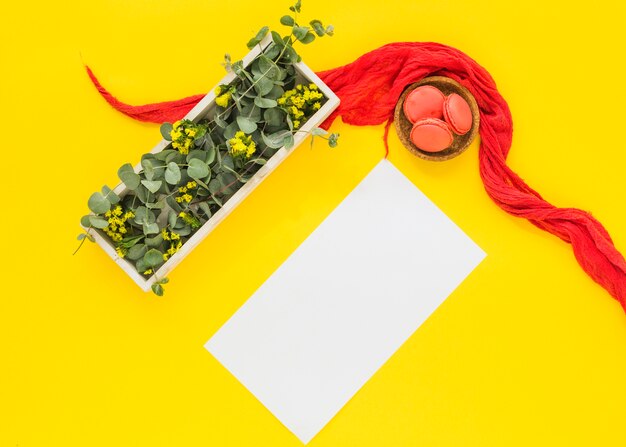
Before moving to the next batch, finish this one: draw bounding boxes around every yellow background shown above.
[2,0,626,445]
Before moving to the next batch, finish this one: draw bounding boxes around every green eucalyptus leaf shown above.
[271,30,285,47]
[265,85,285,100]
[293,26,309,40]
[241,103,262,121]
[310,19,325,37]
[141,159,155,181]
[222,155,235,171]
[198,202,212,218]
[168,210,178,228]
[88,192,111,214]
[145,233,164,248]
[80,215,92,227]
[224,121,239,140]
[280,15,295,26]
[300,32,316,44]
[119,235,144,248]
[246,25,269,49]
[254,97,278,108]
[127,244,147,261]
[151,284,164,296]
[206,145,216,165]
[236,116,258,134]
[258,55,280,80]
[101,185,120,204]
[88,215,109,229]
[157,277,169,285]
[282,45,299,64]
[264,44,280,60]
[208,179,221,194]
[255,76,275,96]
[311,128,328,136]
[143,222,160,235]
[174,225,192,236]
[325,24,334,36]
[283,133,295,149]
[160,123,173,141]
[77,233,86,241]
[144,249,164,267]
[135,258,149,274]
[141,180,162,194]
[188,158,209,179]
[262,130,291,149]
[263,108,285,127]
[328,132,340,148]
[165,151,184,164]
[164,162,181,185]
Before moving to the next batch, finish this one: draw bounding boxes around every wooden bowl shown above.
[394,76,480,161]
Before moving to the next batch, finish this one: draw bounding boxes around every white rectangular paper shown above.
[205,159,485,443]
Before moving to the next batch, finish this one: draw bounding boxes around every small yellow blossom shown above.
[215,91,232,108]
[278,83,326,130]
[228,131,256,159]
[169,119,202,155]
[115,247,126,258]
[143,269,153,276]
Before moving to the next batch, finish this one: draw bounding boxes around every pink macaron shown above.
[443,93,472,135]
[410,118,453,153]
[403,85,445,123]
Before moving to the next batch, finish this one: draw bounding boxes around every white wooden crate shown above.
[85,36,340,292]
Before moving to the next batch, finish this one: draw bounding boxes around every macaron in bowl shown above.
[402,85,445,123]
[443,93,473,135]
[409,118,453,153]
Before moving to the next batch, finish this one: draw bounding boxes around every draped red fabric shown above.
[85,41,626,311]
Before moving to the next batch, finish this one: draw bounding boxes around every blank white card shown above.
[205,159,485,443]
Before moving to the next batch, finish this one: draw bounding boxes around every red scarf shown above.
[86,41,626,312]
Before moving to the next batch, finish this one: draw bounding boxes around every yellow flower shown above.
[186,181,197,189]
[115,247,126,258]
[309,83,318,90]
[170,232,180,241]
[143,269,153,276]
[178,186,188,193]
[247,141,256,157]
[215,92,232,108]
[293,120,300,129]
[214,86,222,96]
[185,128,197,137]
[313,102,321,110]
[161,228,170,241]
